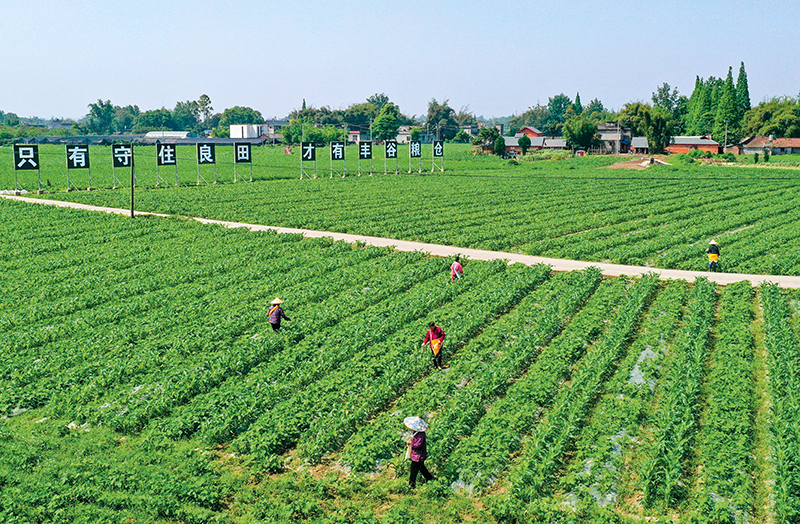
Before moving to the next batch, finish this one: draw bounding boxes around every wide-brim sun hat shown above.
[271,297,284,305]
[403,416,428,432]
[709,240,718,245]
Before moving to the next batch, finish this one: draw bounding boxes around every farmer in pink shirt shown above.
[404,416,433,488]
[450,256,463,281]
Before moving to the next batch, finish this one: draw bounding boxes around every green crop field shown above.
[9,144,800,276]
[3,183,800,523]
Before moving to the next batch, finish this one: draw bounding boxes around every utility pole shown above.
[724,120,729,151]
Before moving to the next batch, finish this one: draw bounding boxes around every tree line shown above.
[3,62,800,151]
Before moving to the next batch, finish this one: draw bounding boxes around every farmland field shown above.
[3,188,800,523]
[5,144,800,276]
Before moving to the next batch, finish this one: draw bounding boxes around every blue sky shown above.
[3,0,799,121]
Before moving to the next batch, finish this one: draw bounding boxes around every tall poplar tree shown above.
[573,93,583,116]
[736,61,751,117]
[713,67,739,145]
[685,77,704,135]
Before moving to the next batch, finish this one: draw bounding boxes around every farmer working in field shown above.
[268,297,291,332]
[404,416,434,488]
[421,321,445,369]
[706,240,720,272]
[450,256,463,281]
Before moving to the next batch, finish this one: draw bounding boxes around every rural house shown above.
[740,135,800,155]
[514,126,544,138]
[665,136,720,154]
[597,123,631,154]
[631,137,649,154]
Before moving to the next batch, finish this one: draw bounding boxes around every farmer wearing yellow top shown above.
[421,321,445,369]
[706,240,720,272]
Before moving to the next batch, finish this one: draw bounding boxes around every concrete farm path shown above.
[5,193,800,289]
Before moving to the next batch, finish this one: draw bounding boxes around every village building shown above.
[740,135,800,155]
[597,123,631,154]
[631,137,649,154]
[514,126,544,138]
[665,136,720,154]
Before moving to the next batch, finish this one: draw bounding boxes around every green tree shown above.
[493,135,506,157]
[713,67,740,145]
[343,103,378,134]
[736,62,751,117]
[619,102,651,136]
[0,111,20,126]
[133,108,173,132]
[366,93,390,111]
[563,116,600,150]
[471,127,501,147]
[544,93,572,136]
[508,104,548,135]
[372,102,400,141]
[517,135,531,155]
[112,105,139,133]
[172,100,200,131]
[218,106,263,127]
[644,107,674,154]
[573,93,583,116]
[87,99,115,134]
[452,130,471,143]
[426,98,457,140]
[454,105,478,128]
[741,97,800,138]
[197,94,213,126]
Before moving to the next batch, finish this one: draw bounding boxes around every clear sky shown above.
[3,0,799,121]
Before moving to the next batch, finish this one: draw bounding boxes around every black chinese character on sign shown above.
[301,142,316,161]
[409,141,422,158]
[157,144,177,166]
[433,140,444,157]
[235,143,251,163]
[359,141,372,160]
[13,144,39,170]
[112,144,134,167]
[197,143,216,165]
[66,145,90,169]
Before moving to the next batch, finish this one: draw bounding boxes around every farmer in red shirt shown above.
[421,321,445,369]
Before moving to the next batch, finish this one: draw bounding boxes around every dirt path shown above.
[5,194,800,288]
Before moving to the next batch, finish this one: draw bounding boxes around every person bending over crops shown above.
[450,256,463,281]
[404,416,433,488]
[422,321,445,369]
[706,240,720,272]
[268,297,291,331]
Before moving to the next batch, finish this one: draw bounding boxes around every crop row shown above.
[761,283,800,522]
[280,262,552,463]
[340,267,602,472]
[225,260,522,454]
[696,281,755,520]
[641,277,718,508]
[89,251,441,433]
[442,276,630,493]
[506,274,659,503]
[153,257,478,443]
[4,238,395,418]
[554,279,689,509]
[36,171,800,275]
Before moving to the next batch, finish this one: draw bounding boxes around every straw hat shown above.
[709,240,717,245]
[403,416,428,432]
[270,297,284,305]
